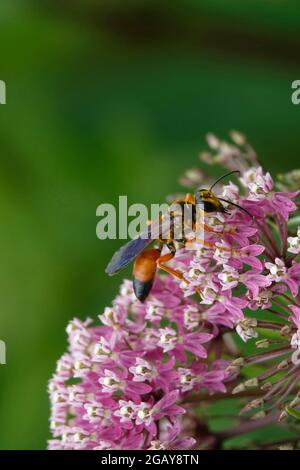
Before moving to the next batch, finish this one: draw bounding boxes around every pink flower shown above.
[288,305,300,362]
[242,271,272,297]
[218,265,270,297]
[222,181,240,201]
[129,358,156,382]
[202,294,247,328]
[157,326,213,361]
[287,228,300,254]
[269,191,298,221]
[240,167,273,197]
[178,360,228,394]
[247,284,286,310]
[266,258,300,296]
[289,305,300,329]
[157,327,178,353]
[135,391,185,436]
[240,167,298,220]
[149,420,196,450]
[236,318,258,342]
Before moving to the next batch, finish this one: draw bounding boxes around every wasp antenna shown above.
[218,197,253,219]
[209,170,240,192]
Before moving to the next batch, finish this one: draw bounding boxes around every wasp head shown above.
[195,189,224,213]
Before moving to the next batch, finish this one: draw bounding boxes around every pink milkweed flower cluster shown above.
[48,277,228,450]
[49,132,300,450]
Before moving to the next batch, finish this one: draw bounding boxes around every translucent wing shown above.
[105,236,152,275]
[105,214,174,275]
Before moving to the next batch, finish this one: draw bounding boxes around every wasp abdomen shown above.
[133,278,154,302]
[132,249,161,302]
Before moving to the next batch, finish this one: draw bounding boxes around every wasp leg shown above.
[202,240,239,254]
[156,243,203,298]
[197,222,224,238]
[186,238,240,255]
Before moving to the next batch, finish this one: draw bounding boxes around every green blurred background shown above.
[0,0,300,449]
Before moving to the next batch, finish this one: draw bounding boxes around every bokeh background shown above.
[0,0,300,449]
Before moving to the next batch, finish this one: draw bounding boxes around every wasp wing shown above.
[105,236,152,275]
[105,214,174,275]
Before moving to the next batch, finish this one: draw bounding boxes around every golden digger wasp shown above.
[105,171,252,301]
